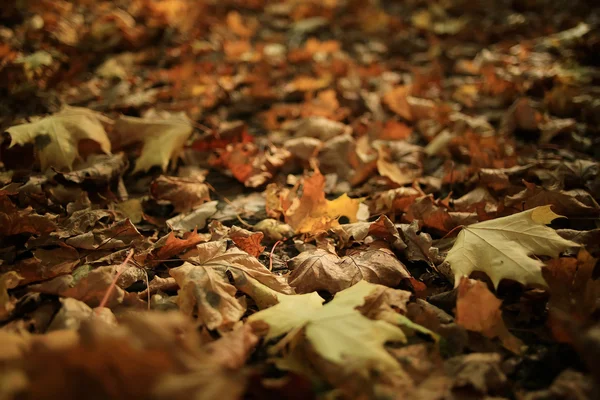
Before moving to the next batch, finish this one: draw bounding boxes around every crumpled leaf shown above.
[5,243,79,285]
[30,264,147,308]
[6,106,112,171]
[151,175,211,213]
[169,261,245,329]
[210,143,291,188]
[65,219,146,250]
[249,280,407,374]
[171,240,293,329]
[446,205,579,288]
[54,153,128,185]
[289,242,411,294]
[113,110,194,173]
[456,278,524,354]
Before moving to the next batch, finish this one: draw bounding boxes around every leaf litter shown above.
[0,0,599,399]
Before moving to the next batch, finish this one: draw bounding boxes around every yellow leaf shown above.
[113,110,193,173]
[249,280,406,374]
[6,106,112,171]
[284,169,362,233]
[445,205,579,288]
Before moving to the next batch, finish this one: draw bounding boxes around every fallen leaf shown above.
[4,243,79,285]
[455,278,524,354]
[170,261,245,329]
[0,271,22,319]
[289,242,411,294]
[113,110,194,173]
[151,230,209,261]
[446,205,579,288]
[229,226,265,257]
[166,201,218,231]
[6,106,112,171]
[30,264,146,308]
[249,280,407,374]
[172,240,293,328]
[283,168,363,233]
[151,175,211,213]
[383,85,413,120]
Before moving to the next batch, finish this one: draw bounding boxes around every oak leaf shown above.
[249,280,406,374]
[446,206,579,288]
[113,110,193,173]
[6,106,112,171]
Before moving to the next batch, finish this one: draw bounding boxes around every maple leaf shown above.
[283,168,363,234]
[171,240,293,329]
[445,206,579,288]
[249,280,407,374]
[289,243,412,294]
[113,110,194,173]
[6,106,112,171]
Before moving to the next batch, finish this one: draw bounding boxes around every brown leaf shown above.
[289,243,411,294]
[0,197,56,237]
[404,195,457,235]
[455,278,523,354]
[5,243,79,285]
[544,249,600,326]
[210,143,291,188]
[151,175,211,213]
[30,264,147,308]
[383,85,413,120]
[505,181,600,218]
[152,230,209,261]
[65,219,146,250]
[170,262,245,330]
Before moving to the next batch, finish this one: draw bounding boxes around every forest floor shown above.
[1,0,600,399]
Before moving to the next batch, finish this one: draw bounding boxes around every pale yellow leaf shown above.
[6,106,112,171]
[249,280,406,374]
[113,110,193,173]
[445,205,579,288]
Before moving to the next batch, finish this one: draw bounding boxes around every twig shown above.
[269,240,282,271]
[96,248,134,311]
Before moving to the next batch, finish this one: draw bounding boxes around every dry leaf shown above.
[113,110,194,173]
[151,175,211,213]
[289,243,411,294]
[456,278,524,354]
[445,206,579,288]
[249,280,406,374]
[284,168,363,233]
[6,106,112,171]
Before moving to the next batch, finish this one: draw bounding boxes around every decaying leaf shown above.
[289,242,412,294]
[445,206,579,288]
[171,240,293,328]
